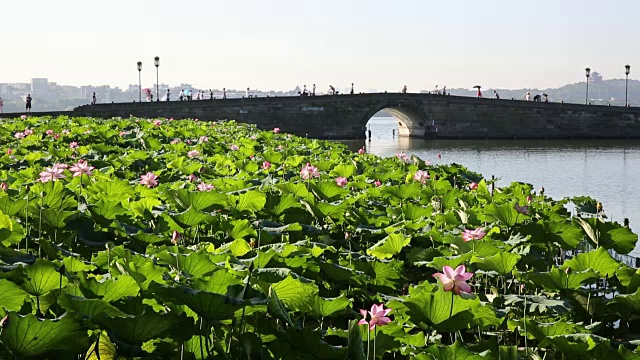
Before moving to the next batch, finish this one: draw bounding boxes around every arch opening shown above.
[364,106,429,139]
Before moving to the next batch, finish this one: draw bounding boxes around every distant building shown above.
[31,78,49,96]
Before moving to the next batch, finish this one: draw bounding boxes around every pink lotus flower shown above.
[199,136,209,143]
[186,140,192,145]
[69,160,94,177]
[45,129,54,136]
[170,138,181,144]
[469,182,478,190]
[374,180,382,187]
[14,132,25,139]
[187,150,200,157]
[54,163,69,170]
[358,304,392,330]
[0,183,7,191]
[413,170,430,184]
[358,147,365,155]
[335,177,348,187]
[249,155,255,160]
[230,144,239,151]
[153,119,162,126]
[197,183,214,192]
[62,129,70,135]
[432,265,474,295]
[169,118,174,121]
[6,148,12,155]
[514,202,530,215]
[526,195,532,204]
[273,127,280,134]
[262,161,272,170]
[250,136,257,140]
[194,118,199,122]
[39,166,66,183]
[277,145,283,151]
[23,129,33,136]
[54,134,61,139]
[188,174,198,182]
[396,151,410,163]
[69,142,79,149]
[140,172,159,188]
[300,163,319,180]
[171,231,181,245]
[119,131,127,136]
[20,115,27,119]
[462,228,486,242]
[437,153,442,159]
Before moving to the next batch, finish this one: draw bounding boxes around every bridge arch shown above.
[362,103,430,138]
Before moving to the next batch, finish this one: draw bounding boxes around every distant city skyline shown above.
[3,0,639,91]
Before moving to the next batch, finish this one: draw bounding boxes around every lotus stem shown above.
[450,291,455,344]
[367,327,370,360]
[524,294,528,356]
[373,325,377,359]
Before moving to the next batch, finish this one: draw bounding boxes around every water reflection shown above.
[340,117,640,257]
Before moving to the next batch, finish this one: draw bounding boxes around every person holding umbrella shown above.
[474,85,482,98]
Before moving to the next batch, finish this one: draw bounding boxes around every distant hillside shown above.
[446,78,640,106]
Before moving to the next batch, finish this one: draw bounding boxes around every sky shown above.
[4,0,638,92]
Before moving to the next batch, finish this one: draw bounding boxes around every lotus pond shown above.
[0,116,639,359]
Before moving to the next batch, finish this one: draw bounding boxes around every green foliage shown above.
[0,116,636,359]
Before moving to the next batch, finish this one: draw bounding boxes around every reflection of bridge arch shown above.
[362,103,430,138]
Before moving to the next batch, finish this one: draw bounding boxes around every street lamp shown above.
[137,61,142,102]
[154,56,160,102]
[625,65,631,107]
[585,67,591,105]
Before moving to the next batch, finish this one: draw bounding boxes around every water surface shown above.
[346,117,640,257]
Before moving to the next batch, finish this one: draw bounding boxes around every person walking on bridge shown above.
[493,90,500,99]
[328,85,336,95]
[223,88,227,99]
[402,85,407,94]
[350,83,354,95]
[92,92,97,105]
[179,89,184,101]
[25,94,32,113]
[525,92,531,101]
[0,97,3,113]
[166,88,171,101]
[312,84,316,96]
[209,89,213,99]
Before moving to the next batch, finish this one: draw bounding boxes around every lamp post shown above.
[137,61,142,102]
[625,65,631,107]
[154,56,160,102]
[585,67,591,105]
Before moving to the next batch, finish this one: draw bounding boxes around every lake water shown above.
[347,117,640,257]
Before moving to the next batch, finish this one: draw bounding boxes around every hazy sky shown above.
[4,0,638,91]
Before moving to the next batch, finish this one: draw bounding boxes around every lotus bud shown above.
[249,239,256,248]
[565,267,571,275]
[0,183,7,191]
[345,232,351,240]
[526,195,532,203]
[540,186,545,195]
[171,231,181,245]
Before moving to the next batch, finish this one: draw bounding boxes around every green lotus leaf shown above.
[576,217,638,255]
[310,294,351,317]
[0,196,27,216]
[538,334,611,360]
[526,268,597,291]
[611,289,640,313]
[561,248,620,277]
[311,181,349,201]
[62,256,96,273]
[347,319,367,360]
[228,190,266,214]
[40,208,75,228]
[193,269,244,294]
[424,340,488,359]
[85,332,118,360]
[22,259,67,297]
[330,163,356,178]
[367,233,411,260]
[97,307,194,345]
[382,183,421,201]
[484,202,520,227]
[148,282,246,321]
[0,279,28,315]
[58,293,126,318]
[472,251,521,276]
[164,188,227,212]
[0,312,87,357]
[171,206,215,228]
[404,288,477,332]
[81,274,140,302]
[270,275,317,312]
[267,285,294,327]
[178,252,218,278]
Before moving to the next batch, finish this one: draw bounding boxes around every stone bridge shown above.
[4,93,640,139]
